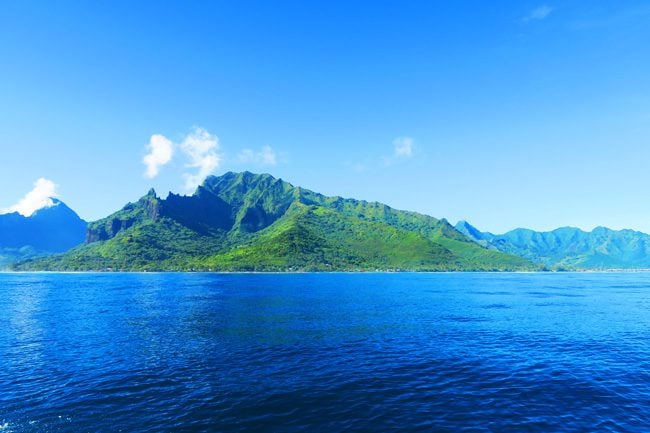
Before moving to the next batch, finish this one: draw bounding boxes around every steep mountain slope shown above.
[456,220,650,269]
[15,172,536,271]
[0,200,87,268]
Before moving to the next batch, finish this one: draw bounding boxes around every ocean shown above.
[1,272,649,432]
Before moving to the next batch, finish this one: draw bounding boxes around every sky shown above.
[1,0,650,233]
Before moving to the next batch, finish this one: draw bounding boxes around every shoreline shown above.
[3,269,650,275]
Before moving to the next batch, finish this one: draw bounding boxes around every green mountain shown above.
[456,220,650,270]
[0,200,87,269]
[14,172,535,272]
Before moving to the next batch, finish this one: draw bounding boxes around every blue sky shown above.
[1,1,650,233]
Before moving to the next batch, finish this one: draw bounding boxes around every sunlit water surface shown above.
[2,272,650,432]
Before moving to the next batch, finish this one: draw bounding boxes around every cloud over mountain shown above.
[1,178,59,216]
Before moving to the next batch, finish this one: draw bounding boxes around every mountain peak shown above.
[205,171,278,186]
[455,220,484,241]
[201,171,291,198]
[206,171,278,183]
[0,197,86,254]
[31,198,64,215]
[28,198,86,222]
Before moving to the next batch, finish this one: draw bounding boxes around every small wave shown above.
[471,291,514,296]
[482,303,511,309]
[535,302,580,308]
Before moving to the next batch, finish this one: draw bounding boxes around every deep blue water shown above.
[2,273,650,432]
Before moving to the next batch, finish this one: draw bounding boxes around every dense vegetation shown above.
[15,172,537,272]
[456,220,650,270]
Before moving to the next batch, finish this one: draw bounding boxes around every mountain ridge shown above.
[455,220,650,270]
[14,172,536,272]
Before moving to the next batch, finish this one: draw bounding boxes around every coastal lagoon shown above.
[1,272,650,432]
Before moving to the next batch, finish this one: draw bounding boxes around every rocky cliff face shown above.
[86,189,161,242]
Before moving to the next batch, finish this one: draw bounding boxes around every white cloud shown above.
[524,5,554,22]
[141,126,281,190]
[143,134,174,178]
[2,178,59,217]
[180,126,222,191]
[238,145,277,166]
[393,136,414,158]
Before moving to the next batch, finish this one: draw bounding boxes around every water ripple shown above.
[2,272,650,431]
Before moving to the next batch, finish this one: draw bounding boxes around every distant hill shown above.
[0,199,87,268]
[456,220,650,270]
[14,172,536,271]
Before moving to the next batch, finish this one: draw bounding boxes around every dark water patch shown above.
[526,290,586,299]
[526,291,555,298]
